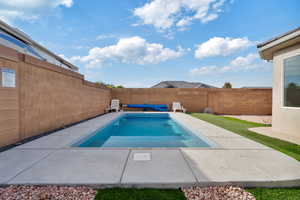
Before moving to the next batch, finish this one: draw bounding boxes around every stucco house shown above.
[257,27,300,143]
[0,20,77,72]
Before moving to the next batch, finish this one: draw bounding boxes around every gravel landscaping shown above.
[5,185,300,200]
[0,185,256,200]
[182,186,255,200]
[0,185,96,200]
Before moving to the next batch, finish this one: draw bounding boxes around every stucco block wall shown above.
[272,43,300,136]
[111,88,272,114]
[0,47,20,147]
[0,45,111,147]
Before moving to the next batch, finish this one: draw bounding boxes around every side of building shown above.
[258,27,300,139]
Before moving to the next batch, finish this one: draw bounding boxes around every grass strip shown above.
[190,113,300,161]
[247,188,300,200]
[94,188,186,200]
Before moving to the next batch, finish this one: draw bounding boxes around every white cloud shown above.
[68,56,82,63]
[190,53,271,75]
[0,0,73,23]
[195,37,253,59]
[190,65,220,75]
[212,0,226,9]
[96,34,117,40]
[77,36,185,68]
[83,69,103,82]
[200,13,218,23]
[58,54,82,64]
[230,53,259,67]
[176,17,192,27]
[133,0,228,31]
[74,45,91,50]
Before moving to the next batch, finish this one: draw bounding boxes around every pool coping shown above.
[1,112,300,188]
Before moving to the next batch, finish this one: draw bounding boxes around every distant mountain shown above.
[151,81,216,88]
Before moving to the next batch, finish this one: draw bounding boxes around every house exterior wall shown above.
[111,88,272,114]
[272,43,300,136]
[0,45,111,147]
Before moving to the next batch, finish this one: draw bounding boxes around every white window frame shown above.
[0,67,16,88]
[281,54,300,109]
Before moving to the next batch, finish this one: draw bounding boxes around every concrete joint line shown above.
[5,150,59,184]
[179,149,199,184]
[119,149,131,185]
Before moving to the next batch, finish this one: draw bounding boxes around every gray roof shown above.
[257,26,300,60]
[257,26,300,48]
[151,81,216,88]
[0,20,78,71]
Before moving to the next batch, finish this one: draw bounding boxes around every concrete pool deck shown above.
[0,112,300,188]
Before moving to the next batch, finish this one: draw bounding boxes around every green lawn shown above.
[94,188,186,200]
[247,188,300,200]
[94,188,300,200]
[190,113,300,161]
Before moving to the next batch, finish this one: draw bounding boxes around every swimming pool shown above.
[73,113,213,148]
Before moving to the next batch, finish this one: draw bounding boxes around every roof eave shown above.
[0,20,78,71]
[257,28,300,61]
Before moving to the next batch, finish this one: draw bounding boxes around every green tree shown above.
[223,82,232,88]
[287,82,298,89]
[106,84,114,88]
[95,82,125,88]
[95,81,104,86]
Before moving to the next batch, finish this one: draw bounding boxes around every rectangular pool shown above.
[73,113,213,148]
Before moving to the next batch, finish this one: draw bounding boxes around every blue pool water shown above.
[73,113,212,148]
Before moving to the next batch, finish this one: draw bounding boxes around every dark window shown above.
[284,55,300,107]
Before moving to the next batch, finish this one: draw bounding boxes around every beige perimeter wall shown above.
[111,88,272,114]
[272,43,300,136]
[0,46,20,147]
[0,44,273,148]
[0,45,111,147]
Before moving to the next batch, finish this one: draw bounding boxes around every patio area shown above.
[0,112,300,188]
[249,127,300,145]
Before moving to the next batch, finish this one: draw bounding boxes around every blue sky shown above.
[1,0,299,88]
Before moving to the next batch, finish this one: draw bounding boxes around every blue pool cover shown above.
[127,104,168,111]
[73,113,213,148]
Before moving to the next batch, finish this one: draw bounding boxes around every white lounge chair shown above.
[172,102,186,113]
[107,99,120,112]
